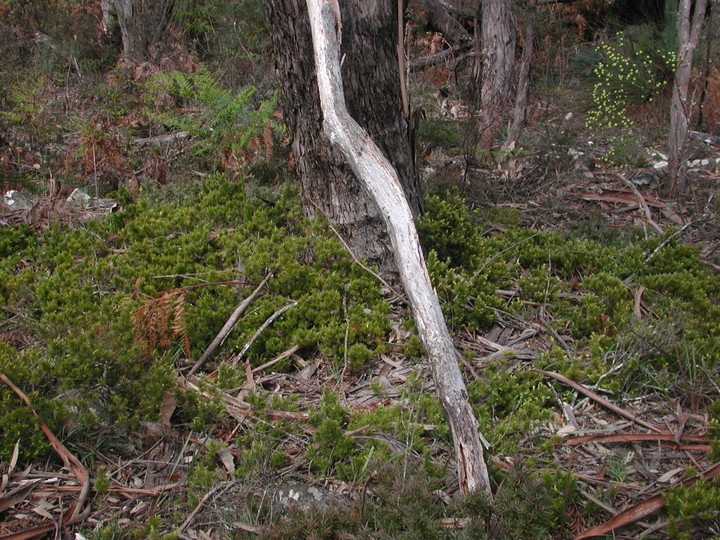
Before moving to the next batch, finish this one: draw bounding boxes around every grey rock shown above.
[273,483,349,512]
[3,190,35,211]
[631,171,659,188]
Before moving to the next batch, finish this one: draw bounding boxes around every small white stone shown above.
[653,160,668,170]
[66,188,92,207]
[688,158,710,169]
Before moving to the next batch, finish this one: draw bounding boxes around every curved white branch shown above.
[306,0,491,496]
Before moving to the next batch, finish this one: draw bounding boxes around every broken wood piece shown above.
[633,286,646,318]
[475,335,511,352]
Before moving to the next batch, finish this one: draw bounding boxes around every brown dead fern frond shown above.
[171,292,192,357]
[134,289,191,357]
[263,125,274,164]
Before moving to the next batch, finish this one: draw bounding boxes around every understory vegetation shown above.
[2,1,720,538]
[2,177,719,537]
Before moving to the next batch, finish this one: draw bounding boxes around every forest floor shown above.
[2,22,720,540]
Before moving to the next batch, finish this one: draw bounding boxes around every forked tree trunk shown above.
[263,0,422,281]
[306,0,492,497]
[667,0,708,194]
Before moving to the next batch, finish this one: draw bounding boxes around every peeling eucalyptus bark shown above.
[306,0,492,496]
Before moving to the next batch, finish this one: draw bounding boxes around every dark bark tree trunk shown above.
[111,0,183,62]
[263,0,422,281]
[501,1,536,155]
[478,0,517,150]
[667,0,708,194]
[697,0,720,131]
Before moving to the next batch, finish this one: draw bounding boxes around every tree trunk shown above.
[478,0,517,150]
[666,0,708,194]
[412,0,472,45]
[112,0,183,62]
[263,0,422,281]
[306,0,491,497]
[501,1,536,154]
[697,0,720,131]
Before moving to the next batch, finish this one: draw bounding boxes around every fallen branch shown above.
[617,174,663,234]
[564,432,709,449]
[189,273,272,375]
[575,462,720,539]
[409,42,473,71]
[533,369,665,434]
[132,131,190,146]
[307,0,491,496]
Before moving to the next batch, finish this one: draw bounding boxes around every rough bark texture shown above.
[501,2,536,154]
[112,0,183,61]
[263,0,422,281]
[411,0,472,45]
[667,0,708,194]
[306,0,491,496]
[479,0,517,149]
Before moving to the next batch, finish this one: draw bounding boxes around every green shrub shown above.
[0,175,389,461]
[587,29,676,129]
[666,478,720,540]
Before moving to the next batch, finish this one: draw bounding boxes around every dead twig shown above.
[575,462,720,539]
[617,174,663,234]
[189,273,272,375]
[251,345,300,374]
[644,194,714,264]
[176,482,235,535]
[312,201,401,299]
[533,369,665,434]
[0,373,91,536]
[231,301,298,365]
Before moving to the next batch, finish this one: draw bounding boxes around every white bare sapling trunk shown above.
[667,0,708,193]
[305,0,492,496]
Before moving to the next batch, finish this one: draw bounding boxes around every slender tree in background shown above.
[478,0,517,150]
[501,0,537,155]
[667,0,709,194]
[304,0,492,496]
